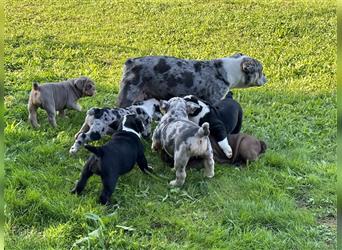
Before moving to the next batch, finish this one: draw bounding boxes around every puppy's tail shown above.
[32,82,40,91]
[84,144,104,157]
[197,122,210,137]
[260,140,267,154]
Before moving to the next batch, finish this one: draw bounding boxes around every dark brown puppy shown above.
[161,133,267,167]
[211,134,267,165]
[28,77,96,128]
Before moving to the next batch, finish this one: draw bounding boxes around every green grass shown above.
[4,0,336,249]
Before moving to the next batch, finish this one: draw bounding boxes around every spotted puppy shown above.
[183,92,243,159]
[69,98,162,154]
[117,53,267,107]
[28,77,96,128]
[71,114,153,205]
[152,97,214,187]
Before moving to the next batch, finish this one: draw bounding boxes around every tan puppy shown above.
[28,77,95,128]
[211,134,267,165]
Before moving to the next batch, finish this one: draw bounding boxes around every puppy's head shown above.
[183,95,209,117]
[74,77,96,97]
[228,53,267,88]
[160,97,190,118]
[134,98,163,121]
[259,140,267,154]
[119,114,146,138]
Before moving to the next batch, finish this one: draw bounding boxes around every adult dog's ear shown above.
[160,100,170,113]
[186,102,201,115]
[241,58,257,74]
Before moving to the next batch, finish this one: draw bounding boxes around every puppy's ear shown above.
[74,77,87,90]
[186,102,201,115]
[160,100,169,113]
[241,58,257,74]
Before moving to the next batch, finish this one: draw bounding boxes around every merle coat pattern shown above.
[152,97,215,187]
[69,98,162,154]
[71,115,153,205]
[117,53,267,107]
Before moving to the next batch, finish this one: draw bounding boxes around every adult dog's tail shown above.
[84,144,104,157]
[196,122,210,137]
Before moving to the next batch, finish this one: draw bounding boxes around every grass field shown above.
[4,0,336,249]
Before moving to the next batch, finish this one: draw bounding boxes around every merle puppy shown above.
[71,114,153,205]
[117,53,267,107]
[183,92,242,159]
[152,97,215,187]
[69,98,162,154]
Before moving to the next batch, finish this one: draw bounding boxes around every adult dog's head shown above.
[220,53,267,89]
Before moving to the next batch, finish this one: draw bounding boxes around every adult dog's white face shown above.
[222,53,267,88]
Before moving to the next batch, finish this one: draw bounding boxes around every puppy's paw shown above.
[204,170,215,178]
[69,146,77,155]
[226,151,233,159]
[147,165,153,170]
[170,167,176,172]
[169,180,179,187]
[70,186,80,194]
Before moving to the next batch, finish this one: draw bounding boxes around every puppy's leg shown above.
[71,156,96,194]
[28,102,40,128]
[69,122,106,154]
[151,129,162,151]
[68,102,82,111]
[44,104,57,127]
[202,140,215,177]
[211,121,232,158]
[170,150,189,187]
[99,174,118,205]
[137,153,153,173]
[217,138,233,159]
[58,109,66,118]
[74,121,90,139]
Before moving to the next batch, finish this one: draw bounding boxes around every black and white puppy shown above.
[71,114,153,205]
[183,92,243,159]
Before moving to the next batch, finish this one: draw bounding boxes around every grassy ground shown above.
[4,0,336,249]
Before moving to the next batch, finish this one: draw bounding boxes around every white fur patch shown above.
[122,115,141,138]
[218,138,232,158]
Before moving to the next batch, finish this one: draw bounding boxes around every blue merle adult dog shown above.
[69,98,162,154]
[71,114,153,205]
[152,97,215,187]
[117,53,267,107]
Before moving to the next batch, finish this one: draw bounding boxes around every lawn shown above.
[4,0,336,249]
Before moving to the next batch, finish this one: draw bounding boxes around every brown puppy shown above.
[28,77,96,128]
[211,134,267,165]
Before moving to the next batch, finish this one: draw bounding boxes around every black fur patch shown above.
[166,75,178,88]
[154,59,171,74]
[93,109,105,119]
[194,62,201,72]
[181,71,194,88]
[131,65,143,85]
[90,132,101,141]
